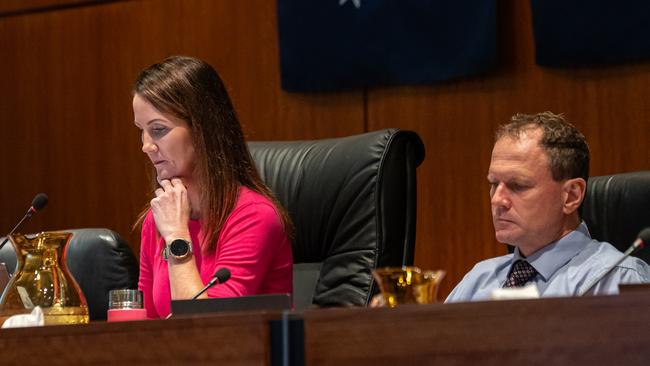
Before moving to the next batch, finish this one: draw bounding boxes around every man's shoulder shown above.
[578,239,649,269]
[455,253,512,289]
[455,253,513,286]
[565,238,650,294]
[444,253,513,303]
[570,239,650,284]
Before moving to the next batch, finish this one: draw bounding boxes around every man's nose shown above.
[491,183,510,208]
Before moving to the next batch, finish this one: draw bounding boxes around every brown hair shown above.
[133,55,292,250]
[496,111,590,182]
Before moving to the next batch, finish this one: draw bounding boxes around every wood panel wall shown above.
[0,0,364,261]
[0,0,648,299]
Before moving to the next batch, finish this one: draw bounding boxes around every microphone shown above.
[579,227,650,296]
[0,193,49,252]
[191,267,231,300]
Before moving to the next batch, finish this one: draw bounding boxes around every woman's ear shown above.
[562,178,587,215]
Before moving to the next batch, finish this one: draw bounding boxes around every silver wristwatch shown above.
[163,239,193,261]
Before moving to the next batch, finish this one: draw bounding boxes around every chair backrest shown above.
[0,228,139,320]
[581,171,650,264]
[248,128,425,308]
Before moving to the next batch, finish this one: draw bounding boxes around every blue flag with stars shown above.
[277,0,497,92]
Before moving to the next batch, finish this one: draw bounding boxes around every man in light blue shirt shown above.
[446,112,650,303]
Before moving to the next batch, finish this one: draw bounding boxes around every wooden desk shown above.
[0,311,278,365]
[302,292,650,365]
[3,293,650,365]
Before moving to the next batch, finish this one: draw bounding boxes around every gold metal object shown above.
[372,266,446,307]
[0,232,89,325]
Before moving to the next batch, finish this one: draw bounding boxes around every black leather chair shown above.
[248,128,425,309]
[0,228,139,321]
[581,171,650,264]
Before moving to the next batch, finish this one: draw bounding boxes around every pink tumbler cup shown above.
[107,289,147,322]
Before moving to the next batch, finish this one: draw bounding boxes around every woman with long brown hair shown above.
[133,56,293,318]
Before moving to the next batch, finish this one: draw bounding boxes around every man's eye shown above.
[509,183,526,192]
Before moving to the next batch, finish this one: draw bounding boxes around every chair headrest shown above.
[249,129,424,306]
[581,171,650,264]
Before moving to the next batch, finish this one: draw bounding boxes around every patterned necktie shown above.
[504,260,538,288]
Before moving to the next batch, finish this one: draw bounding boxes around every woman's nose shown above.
[141,133,157,153]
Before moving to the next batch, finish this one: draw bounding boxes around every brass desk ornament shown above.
[372,266,446,307]
[0,232,89,325]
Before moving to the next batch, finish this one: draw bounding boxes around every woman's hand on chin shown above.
[151,177,191,242]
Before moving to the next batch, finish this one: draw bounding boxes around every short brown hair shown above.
[496,111,590,182]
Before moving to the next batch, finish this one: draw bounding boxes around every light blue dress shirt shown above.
[445,222,650,303]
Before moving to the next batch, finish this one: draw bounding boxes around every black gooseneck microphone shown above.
[579,227,650,296]
[191,267,231,300]
[0,193,49,252]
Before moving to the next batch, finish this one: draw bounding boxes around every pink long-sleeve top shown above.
[138,186,293,318]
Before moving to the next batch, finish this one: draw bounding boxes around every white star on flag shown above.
[339,0,361,9]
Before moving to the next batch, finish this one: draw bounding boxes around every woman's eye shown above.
[150,127,169,138]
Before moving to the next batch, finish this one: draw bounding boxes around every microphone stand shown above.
[0,207,37,252]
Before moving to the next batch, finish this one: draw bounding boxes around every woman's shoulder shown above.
[225,186,283,228]
[210,186,288,250]
[236,186,277,212]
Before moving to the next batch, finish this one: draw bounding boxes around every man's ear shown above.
[562,177,587,215]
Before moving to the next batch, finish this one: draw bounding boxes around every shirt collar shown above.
[511,221,592,281]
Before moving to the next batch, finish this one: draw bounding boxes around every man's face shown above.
[487,129,567,255]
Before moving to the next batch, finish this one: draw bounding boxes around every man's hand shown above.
[151,178,191,242]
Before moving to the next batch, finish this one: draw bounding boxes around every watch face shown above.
[170,239,190,258]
